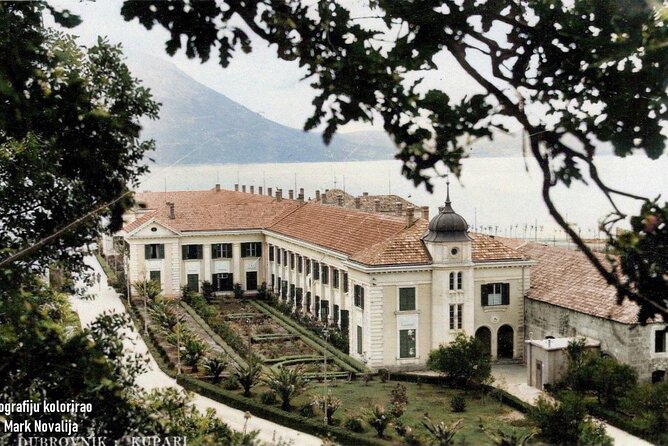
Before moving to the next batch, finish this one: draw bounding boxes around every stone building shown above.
[118,184,531,370]
[520,242,667,383]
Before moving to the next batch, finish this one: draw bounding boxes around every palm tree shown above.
[133,279,162,301]
[204,354,228,384]
[232,355,262,397]
[183,337,209,373]
[263,365,309,411]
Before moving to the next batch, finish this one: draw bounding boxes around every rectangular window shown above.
[449,272,455,290]
[272,274,276,289]
[149,270,161,284]
[313,261,320,280]
[186,273,199,292]
[481,283,510,306]
[290,253,295,270]
[320,299,329,320]
[340,310,350,332]
[305,258,311,275]
[145,244,165,259]
[290,284,295,299]
[333,304,340,324]
[399,329,417,358]
[457,272,463,290]
[269,245,275,261]
[321,265,329,284]
[281,281,288,299]
[315,296,320,319]
[297,255,303,273]
[306,292,312,313]
[283,250,288,265]
[449,304,463,329]
[343,272,349,293]
[277,249,282,265]
[354,285,365,309]
[357,326,363,354]
[241,242,262,257]
[182,244,203,260]
[656,329,667,353]
[212,243,232,259]
[333,270,339,289]
[399,287,416,311]
[212,273,233,291]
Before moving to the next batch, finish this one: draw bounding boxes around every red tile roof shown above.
[123,189,528,267]
[517,242,645,324]
[268,203,408,256]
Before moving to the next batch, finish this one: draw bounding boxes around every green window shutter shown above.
[361,287,365,309]
[197,245,203,259]
[340,310,349,332]
[357,326,363,354]
[333,304,339,323]
[158,244,165,259]
[144,245,150,258]
[481,284,489,306]
[182,245,187,260]
[320,300,329,320]
[315,296,320,319]
[502,283,510,305]
[306,292,311,313]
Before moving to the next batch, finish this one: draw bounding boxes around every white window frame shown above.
[651,325,668,357]
[488,283,503,306]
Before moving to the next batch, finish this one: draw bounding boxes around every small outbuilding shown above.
[525,337,600,389]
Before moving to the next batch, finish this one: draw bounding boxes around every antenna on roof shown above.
[294,172,297,193]
[445,174,451,205]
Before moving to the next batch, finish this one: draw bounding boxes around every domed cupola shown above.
[422,179,472,242]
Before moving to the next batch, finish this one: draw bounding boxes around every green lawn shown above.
[230,378,532,445]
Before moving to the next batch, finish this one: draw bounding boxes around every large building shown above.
[518,241,667,383]
[118,185,532,370]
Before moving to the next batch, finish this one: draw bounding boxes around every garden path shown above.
[71,255,321,446]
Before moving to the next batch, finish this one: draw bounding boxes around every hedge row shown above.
[253,301,369,373]
[180,301,248,368]
[177,375,384,446]
[588,405,661,444]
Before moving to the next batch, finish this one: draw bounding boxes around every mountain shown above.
[130,56,606,164]
[127,55,395,165]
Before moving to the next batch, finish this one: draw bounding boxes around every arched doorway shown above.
[475,327,492,357]
[498,325,514,359]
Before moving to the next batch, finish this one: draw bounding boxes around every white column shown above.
[367,286,385,368]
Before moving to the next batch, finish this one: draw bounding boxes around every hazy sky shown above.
[49,0,485,133]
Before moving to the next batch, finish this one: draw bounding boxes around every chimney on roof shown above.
[315,190,321,201]
[234,184,239,191]
[276,189,282,202]
[421,206,430,220]
[215,183,220,192]
[363,192,369,197]
[298,188,304,202]
[250,185,254,194]
[258,186,263,195]
[167,202,175,220]
[395,201,403,216]
[288,189,294,200]
[325,189,329,193]
[406,206,415,227]
[242,185,246,193]
[374,198,381,213]
[354,197,361,209]
[267,187,272,197]
[336,194,344,207]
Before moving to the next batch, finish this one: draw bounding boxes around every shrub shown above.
[233,283,244,299]
[204,354,227,384]
[201,280,214,302]
[313,392,342,425]
[427,332,491,388]
[263,365,309,411]
[257,282,269,300]
[421,417,463,446]
[529,393,612,445]
[222,375,241,390]
[133,279,162,302]
[379,368,390,383]
[396,422,422,446]
[366,405,390,438]
[390,383,408,406]
[450,395,466,413]
[260,391,277,405]
[635,381,668,437]
[344,416,365,433]
[479,424,536,446]
[299,403,315,418]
